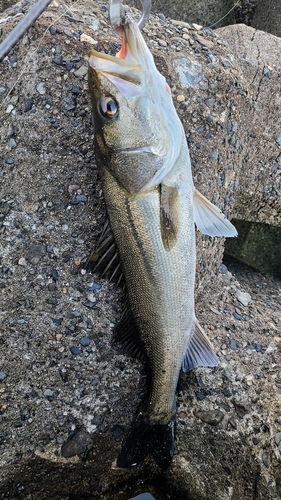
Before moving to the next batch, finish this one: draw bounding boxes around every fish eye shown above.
[99,96,119,121]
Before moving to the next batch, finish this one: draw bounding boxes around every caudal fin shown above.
[117,413,175,469]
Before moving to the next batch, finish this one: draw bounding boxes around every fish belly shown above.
[101,161,196,423]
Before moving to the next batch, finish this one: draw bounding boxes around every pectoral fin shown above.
[160,184,179,251]
[193,188,237,237]
[85,220,123,286]
[182,321,219,372]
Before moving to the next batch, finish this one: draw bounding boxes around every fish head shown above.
[88,16,183,195]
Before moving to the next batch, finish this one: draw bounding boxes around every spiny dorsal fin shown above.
[85,220,123,286]
[181,320,219,372]
[193,188,237,238]
[112,305,147,362]
[160,184,179,251]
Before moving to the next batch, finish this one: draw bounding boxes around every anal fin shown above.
[193,188,237,238]
[181,321,219,372]
[112,305,147,362]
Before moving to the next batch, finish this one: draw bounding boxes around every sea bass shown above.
[87,16,237,468]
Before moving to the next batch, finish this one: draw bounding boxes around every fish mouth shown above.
[88,16,149,92]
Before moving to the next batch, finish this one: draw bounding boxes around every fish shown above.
[87,16,237,469]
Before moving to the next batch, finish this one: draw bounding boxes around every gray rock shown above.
[36,82,46,95]
[275,433,281,446]
[25,244,47,265]
[194,409,224,426]
[236,290,251,307]
[74,65,88,79]
[61,430,93,457]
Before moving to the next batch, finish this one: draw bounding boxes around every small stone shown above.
[158,39,167,47]
[76,194,88,202]
[79,336,90,347]
[51,269,59,281]
[0,371,7,381]
[205,98,215,108]
[194,409,224,426]
[8,138,17,148]
[6,104,14,114]
[275,433,281,446]
[228,416,237,429]
[262,452,270,468]
[49,26,56,35]
[24,99,34,112]
[0,87,6,94]
[70,346,81,355]
[61,430,93,457]
[18,257,27,266]
[233,402,249,419]
[36,82,46,95]
[44,389,54,397]
[192,23,202,30]
[112,423,125,440]
[275,137,281,147]
[89,283,101,291]
[74,65,88,79]
[220,263,227,274]
[236,291,251,307]
[25,244,46,265]
[233,312,242,321]
[5,158,14,164]
[230,339,238,350]
[52,318,62,326]
[176,94,185,103]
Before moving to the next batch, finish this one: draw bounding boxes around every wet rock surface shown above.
[0,1,281,499]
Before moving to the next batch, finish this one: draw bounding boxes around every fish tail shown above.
[117,412,176,469]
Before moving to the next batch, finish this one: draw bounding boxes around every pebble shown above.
[36,82,46,95]
[49,26,56,35]
[74,65,88,79]
[262,452,270,468]
[276,137,281,147]
[70,346,81,355]
[5,158,14,164]
[24,99,34,112]
[6,104,14,114]
[176,94,185,102]
[233,312,242,320]
[61,430,93,458]
[275,433,281,446]
[220,263,227,274]
[0,371,7,381]
[112,423,125,440]
[18,257,27,266]
[194,409,224,426]
[51,269,59,281]
[236,290,251,307]
[228,416,237,429]
[79,336,90,347]
[230,339,238,350]
[25,244,46,265]
[8,138,17,148]
[44,389,54,397]
[89,283,101,291]
[205,98,215,108]
[0,87,6,94]
[76,194,88,202]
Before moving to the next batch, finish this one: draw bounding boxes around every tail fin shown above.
[117,413,175,469]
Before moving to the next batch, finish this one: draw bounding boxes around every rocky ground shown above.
[0,1,280,499]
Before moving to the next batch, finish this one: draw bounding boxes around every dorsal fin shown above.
[85,220,123,286]
[193,188,237,237]
[182,321,219,372]
[160,184,179,251]
[112,305,147,362]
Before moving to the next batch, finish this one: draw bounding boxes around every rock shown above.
[236,290,251,307]
[61,430,93,457]
[0,3,281,500]
[194,410,224,426]
[25,244,46,265]
[0,371,7,381]
[275,433,281,446]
